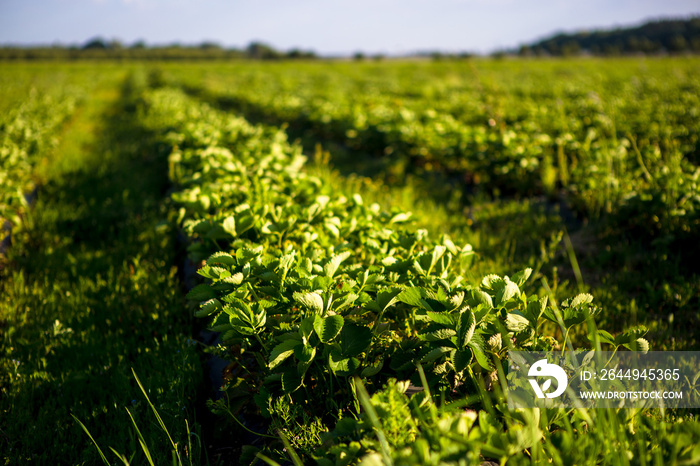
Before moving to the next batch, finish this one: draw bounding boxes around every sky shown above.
[0,0,699,56]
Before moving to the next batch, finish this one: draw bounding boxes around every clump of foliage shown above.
[135,86,690,465]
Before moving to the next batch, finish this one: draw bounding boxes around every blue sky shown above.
[1,0,698,55]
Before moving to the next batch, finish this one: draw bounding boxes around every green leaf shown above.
[251,303,267,329]
[426,311,455,326]
[623,338,650,352]
[397,287,433,311]
[472,303,492,324]
[259,271,280,283]
[299,317,315,343]
[209,313,230,333]
[195,298,222,318]
[468,337,491,370]
[269,340,301,369]
[570,293,594,308]
[186,284,217,301]
[421,346,451,363]
[389,352,416,371]
[381,256,397,267]
[457,310,476,349]
[418,328,457,342]
[525,296,547,323]
[332,292,359,313]
[358,454,384,466]
[495,280,520,306]
[614,326,648,346]
[312,276,334,292]
[593,329,615,345]
[511,268,533,287]
[324,251,352,278]
[315,195,331,208]
[313,315,344,343]
[452,348,472,372]
[361,360,384,377]
[397,287,423,307]
[281,367,302,393]
[235,214,256,237]
[236,246,263,265]
[339,324,373,357]
[442,235,458,255]
[412,260,426,276]
[192,219,212,234]
[448,292,465,310]
[298,257,313,276]
[487,333,502,351]
[297,360,314,379]
[376,288,402,312]
[481,274,505,293]
[505,312,530,332]
[390,212,412,224]
[329,349,360,376]
[429,245,447,270]
[220,273,244,286]
[278,253,296,274]
[222,216,236,236]
[204,223,230,240]
[471,289,493,308]
[198,266,231,280]
[207,252,236,267]
[294,291,324,314]
[563,305,597,328]
[294,344,316,363]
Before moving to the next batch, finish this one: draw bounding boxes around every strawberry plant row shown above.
[137,86,657,464]
[0,85,80,250]
[169,60,700,262]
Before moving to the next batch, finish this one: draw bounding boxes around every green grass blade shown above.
[131,368,183,465]
[255,452,283,466]
[108,447,133,465]
[71,414,111,466]
[563,228,584,291]
[126,407,155,466]
[353,376,394,466]
[278,430,305,466]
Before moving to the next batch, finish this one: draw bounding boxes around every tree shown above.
[82,37,107,50]
[246,42,280,59]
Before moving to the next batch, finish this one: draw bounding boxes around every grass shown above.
[73,368,202,466]
[0,70,203,464]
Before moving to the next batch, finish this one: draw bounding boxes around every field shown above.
[1,58,699,465]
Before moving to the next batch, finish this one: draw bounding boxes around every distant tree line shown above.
[518,17,700,56]
[0,38,317,60]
